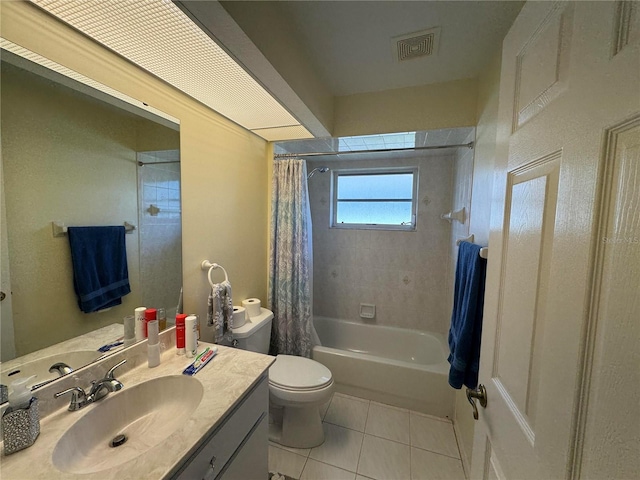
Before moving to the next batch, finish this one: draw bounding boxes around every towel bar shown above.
[456,234,489,259]
[52,221,135,237]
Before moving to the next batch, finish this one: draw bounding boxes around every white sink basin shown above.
[1,350,102,387]
[52,375,204,475]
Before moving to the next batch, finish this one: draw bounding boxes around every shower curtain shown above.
[268,158,315,357]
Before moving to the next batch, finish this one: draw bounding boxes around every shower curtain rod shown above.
[273,142,474,159]
[137,160,181,166]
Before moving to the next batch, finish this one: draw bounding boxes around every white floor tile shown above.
[269,445,308,479]
[410,413,460,459]
[309,423,364,472]
[324,393,370,432]
[301,459,357,480]
[411,447,465,480]
[365,402,410,444]
[270,440,311,458]
[357,434,411,480]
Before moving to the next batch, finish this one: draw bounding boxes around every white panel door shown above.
[471,2,640,479]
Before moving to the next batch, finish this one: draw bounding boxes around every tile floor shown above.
[269,393,466,480]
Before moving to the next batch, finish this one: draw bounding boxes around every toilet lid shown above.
[269,355,333,391]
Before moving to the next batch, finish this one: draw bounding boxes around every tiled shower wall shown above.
[308,154,454,335]
[137,150,182,319]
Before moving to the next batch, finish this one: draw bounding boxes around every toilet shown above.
[232,308,333,448]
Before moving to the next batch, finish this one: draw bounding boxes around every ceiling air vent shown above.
[392,27,440,62]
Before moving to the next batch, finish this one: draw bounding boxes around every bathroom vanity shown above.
[0,332,274,479]
[172,376,268,479]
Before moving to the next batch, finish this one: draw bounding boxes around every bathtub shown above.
[312,316,454,418]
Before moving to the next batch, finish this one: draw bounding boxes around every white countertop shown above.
[0,337,274,479]
[1,324,124,389]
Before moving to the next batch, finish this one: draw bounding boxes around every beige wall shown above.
[308,154,454,334]
[333,78,478,137]
[0,155,17,361]
[1,64,182,356]
[452,50,502,476]
[2,65,144,354]
[1,1,269,347]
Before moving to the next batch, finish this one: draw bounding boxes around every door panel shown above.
[482,439,507,480]
[494,155,560,438]
[513,3,573,130]
[472,1,640,479]
[579,117,640,479]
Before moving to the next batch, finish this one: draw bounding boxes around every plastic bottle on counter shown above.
[185,315,198,358]
[134,307,146,341]
[144,308,157,338]
[147,320,160,368]
[157,308,167,331]
[175,313,187,355]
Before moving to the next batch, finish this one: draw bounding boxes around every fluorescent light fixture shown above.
[29,0,312,141]
[1,38,180,127]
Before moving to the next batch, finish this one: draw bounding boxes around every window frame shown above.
[330,166,419,231]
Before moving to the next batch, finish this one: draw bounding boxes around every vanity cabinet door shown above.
[219,414,267,480]
[173,375,268,480]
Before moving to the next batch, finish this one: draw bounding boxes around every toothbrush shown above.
[183,347,218,376]
[97,338,125,352]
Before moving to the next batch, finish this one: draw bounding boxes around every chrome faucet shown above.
[54,359,126,411]
[49,362,73,376]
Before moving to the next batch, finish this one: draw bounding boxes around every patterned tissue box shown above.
[2,397,40,455]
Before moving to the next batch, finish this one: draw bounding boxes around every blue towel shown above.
[448,241,487,389]
[67,226,131,313]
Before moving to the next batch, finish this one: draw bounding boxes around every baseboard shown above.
[453,419,471,479]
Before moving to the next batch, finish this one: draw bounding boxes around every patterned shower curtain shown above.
[268,158,314,357]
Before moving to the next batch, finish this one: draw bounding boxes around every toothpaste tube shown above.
[182,347,218,376]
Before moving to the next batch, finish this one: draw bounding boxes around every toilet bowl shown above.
[232,309,333,448]
[268,354,334,448]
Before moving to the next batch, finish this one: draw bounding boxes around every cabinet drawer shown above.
[219,414,268,480]
[173,375,268,480]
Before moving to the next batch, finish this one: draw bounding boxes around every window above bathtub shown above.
[330,167,418,231]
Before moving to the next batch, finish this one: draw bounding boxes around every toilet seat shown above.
[269,355,333,391]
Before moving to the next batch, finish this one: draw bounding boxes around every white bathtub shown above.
[312,316,454,418]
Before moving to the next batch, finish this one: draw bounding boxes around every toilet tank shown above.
[232,308,273,354]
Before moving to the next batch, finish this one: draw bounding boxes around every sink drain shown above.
[109,434,128,448]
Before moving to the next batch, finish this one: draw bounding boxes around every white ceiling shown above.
[264,1,524,96]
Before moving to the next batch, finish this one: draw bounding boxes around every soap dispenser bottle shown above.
[2,375,40,455]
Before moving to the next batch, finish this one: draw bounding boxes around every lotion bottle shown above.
[176,313,187,355]
[185,315,198,358]
[147,320,160,368]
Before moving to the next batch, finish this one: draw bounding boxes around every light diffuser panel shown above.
[29,0,311,140]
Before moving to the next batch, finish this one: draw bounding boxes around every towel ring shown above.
[201,260,229,289]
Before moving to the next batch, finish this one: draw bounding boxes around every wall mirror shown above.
[0,40,182,401]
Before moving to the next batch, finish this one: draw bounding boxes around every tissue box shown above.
[2,397,40,455]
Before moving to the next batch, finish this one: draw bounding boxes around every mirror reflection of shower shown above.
[308,166,330,179]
